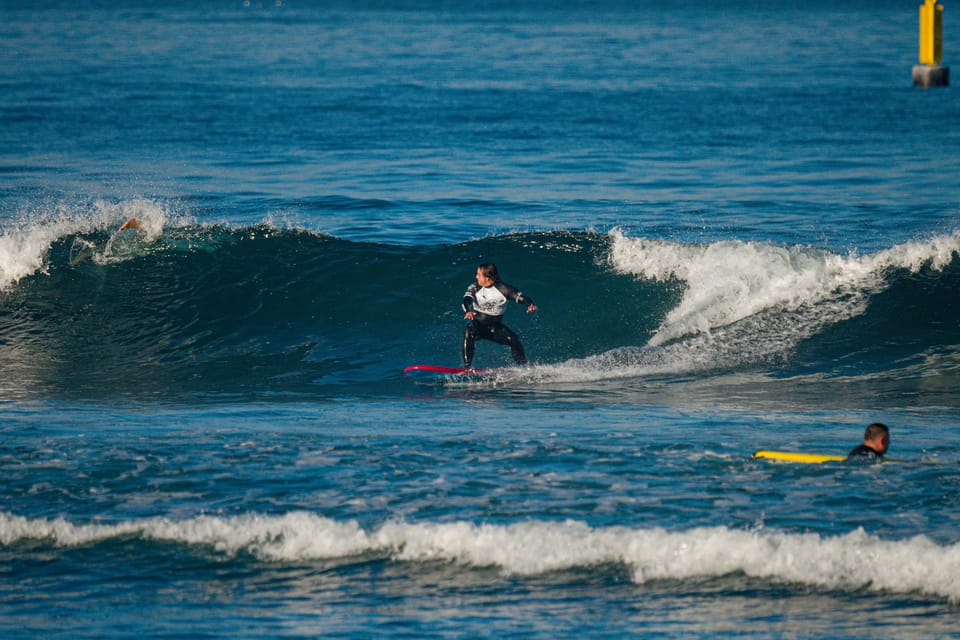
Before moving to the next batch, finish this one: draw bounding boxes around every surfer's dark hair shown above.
[478,262,500,282]
[864,422,889,441]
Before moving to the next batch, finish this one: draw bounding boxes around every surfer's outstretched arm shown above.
[118,217,142,232]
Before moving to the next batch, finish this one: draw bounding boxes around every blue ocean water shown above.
[2,0,960,637]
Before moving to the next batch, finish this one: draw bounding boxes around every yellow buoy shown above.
[914,0,950,86]
[919,0,944,66]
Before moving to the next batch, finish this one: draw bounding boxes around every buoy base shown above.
[913,64,950,87]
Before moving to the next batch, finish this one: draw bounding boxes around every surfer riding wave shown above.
[461,262,537,368]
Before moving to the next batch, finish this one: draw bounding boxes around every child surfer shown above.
[461,262,537,368]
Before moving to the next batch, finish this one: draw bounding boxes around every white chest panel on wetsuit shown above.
[472,284,509,316]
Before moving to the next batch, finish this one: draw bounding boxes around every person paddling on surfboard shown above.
[462,262,537,369]
[847,422,890,461]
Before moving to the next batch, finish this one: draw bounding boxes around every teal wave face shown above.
[0,227,668,401]
[792,256,960,377]
[1,225,959,404]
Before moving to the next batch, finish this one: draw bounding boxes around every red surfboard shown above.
[403,364,492,380]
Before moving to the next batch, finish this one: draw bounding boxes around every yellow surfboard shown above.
[752,450,847,464]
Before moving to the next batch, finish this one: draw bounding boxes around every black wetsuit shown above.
[461,281,534,368]
[847,444,884,461]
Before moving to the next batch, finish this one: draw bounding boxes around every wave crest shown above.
[3,511,958,603]
[609,229,960,347]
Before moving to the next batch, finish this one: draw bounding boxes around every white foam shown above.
[0,198,170,289]
[104,198,167,242]
[2,511,958,602]
[0,213,87,290]
[608,229,960,347]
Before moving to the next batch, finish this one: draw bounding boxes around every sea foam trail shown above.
[2,512,958,603]
[608,229,960,347]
